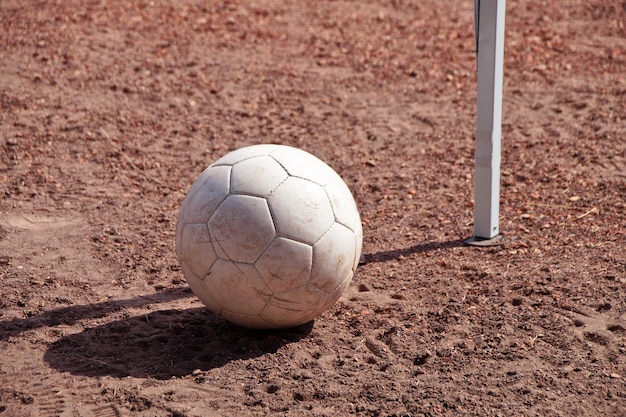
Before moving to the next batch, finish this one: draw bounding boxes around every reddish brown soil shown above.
[1,1,625,416]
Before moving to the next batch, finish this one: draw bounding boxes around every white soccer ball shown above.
[175,144,363,329]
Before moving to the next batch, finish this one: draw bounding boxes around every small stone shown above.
[266,384,280,394]
[610,373,621,379]
[413,351,431,366]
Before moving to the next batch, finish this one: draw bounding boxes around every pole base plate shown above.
[465,234,505,247]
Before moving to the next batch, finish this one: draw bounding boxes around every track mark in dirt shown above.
[17,374,71,417]
[36,391,67,417]
[88,404,122,417]
[7,366,122,417]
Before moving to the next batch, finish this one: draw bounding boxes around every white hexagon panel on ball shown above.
[208,194,276,264]
[268,176,335,245]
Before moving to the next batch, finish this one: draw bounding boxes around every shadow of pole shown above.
[360,238,468,264]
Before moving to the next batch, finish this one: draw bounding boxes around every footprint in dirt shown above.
[340,282,406,305]
[3,212,81,231]
[0,211,93,276]
[566,304,626,346]
[3,370,122,417]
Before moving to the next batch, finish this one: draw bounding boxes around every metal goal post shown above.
[471,0,506,242]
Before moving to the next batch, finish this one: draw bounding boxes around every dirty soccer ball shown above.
[175,144,363,329]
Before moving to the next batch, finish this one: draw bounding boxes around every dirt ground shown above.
[1,0,625,416]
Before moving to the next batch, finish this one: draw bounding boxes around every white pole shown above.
[473,0,506,241]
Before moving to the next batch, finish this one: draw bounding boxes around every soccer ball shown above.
[175,144,363,329]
